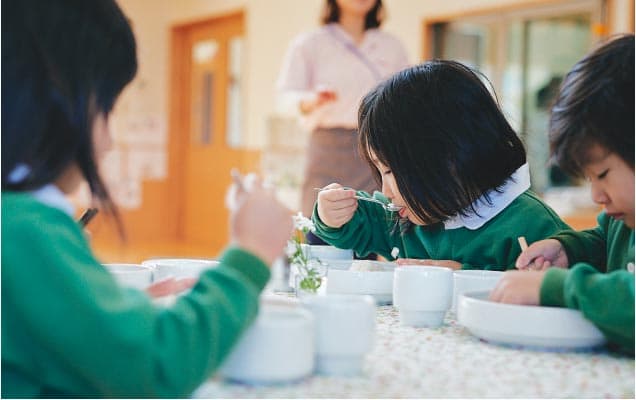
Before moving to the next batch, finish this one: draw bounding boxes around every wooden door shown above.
[170,12,258,251]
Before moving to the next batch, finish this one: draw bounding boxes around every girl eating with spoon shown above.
[313,60,571,270]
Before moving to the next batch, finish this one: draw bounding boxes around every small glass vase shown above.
[293,260,327,298]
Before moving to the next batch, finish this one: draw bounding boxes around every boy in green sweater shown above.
[313,60,570,270]
[2,1,292,397]
[490,35,634,355]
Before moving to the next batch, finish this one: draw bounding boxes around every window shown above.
[427,0,606,193]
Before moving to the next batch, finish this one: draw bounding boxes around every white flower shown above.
[391,247,400,259]
[292,212,315,233]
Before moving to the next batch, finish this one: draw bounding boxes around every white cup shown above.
[301,294,375,376]
[393,266,453,328]
[219,305,315,384]
[104,263,154,290]
[452,270,503,312]
[142,258,218,281]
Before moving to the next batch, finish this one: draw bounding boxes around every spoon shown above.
[353,196,403,212]
[314,187,402,212]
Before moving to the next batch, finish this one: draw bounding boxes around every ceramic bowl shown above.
[452,270,503,312]
[142,258,219,281]
[393,266,453,327]
[103,263,154,290]
[457,291,606,350]
[326,260,395,305]
[307,245,353,261]
[301,294,375,376]
[218,304,315,384]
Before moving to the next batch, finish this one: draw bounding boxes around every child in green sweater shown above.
[1,0,292,397]
[490,35,634,355]
[313,60,570,270]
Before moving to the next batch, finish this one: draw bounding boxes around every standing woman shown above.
[277,0,409,223]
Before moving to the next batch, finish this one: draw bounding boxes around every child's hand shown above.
[316,183,358,228]
[146,277,197,298]
[227,172,294,266]
[515,239,568,270]
[395,258,462,270]
[488,270,545,305]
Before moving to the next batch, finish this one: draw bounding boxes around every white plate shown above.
[457,291,606,351]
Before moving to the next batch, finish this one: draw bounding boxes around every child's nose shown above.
[590,182,609,205]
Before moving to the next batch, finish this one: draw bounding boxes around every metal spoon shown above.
[353,195,403,212]
[313,187,402,212]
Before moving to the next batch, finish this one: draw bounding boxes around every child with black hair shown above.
[1,0,292,397]
[314,60,570,270]
[490,34,634,355]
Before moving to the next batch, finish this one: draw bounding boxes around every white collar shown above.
[29,184,76,217]
[443,163,531,230]
[9,164,76,217]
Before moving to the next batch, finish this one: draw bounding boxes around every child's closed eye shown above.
[597,169,609,179]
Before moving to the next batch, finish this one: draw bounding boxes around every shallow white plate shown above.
[326,261,394,305]
[457,291,606,351]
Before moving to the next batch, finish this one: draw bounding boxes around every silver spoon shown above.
[353,195,403,212]
[314,187,402,212]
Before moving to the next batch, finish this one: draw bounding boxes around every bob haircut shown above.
[549,34,634,177]
[358,60,526,225]
[2,0,137,223]
[321,0,383,29]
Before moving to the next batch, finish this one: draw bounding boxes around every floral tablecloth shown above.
[194,305,634,398]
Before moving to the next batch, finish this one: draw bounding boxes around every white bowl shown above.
[326,261,395,305]
[104,263,154,290]
[142,258,218,281]
[457,291,606,350]
[307,245,353,261]
[393,266,453,328]
[452,270,503,312]
[301,294,375,376]
[218,305,315,384]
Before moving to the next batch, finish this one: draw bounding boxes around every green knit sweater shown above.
[541,212,635,355]
[313,190,571,270]
[1,192,270,398]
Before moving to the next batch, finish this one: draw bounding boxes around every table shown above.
[194,305,634,398]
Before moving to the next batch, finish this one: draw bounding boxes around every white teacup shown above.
[219,305,315,384]
[104,263,154,290]
[142,258,218,281]
[301,294,375,376]
[452,270,503,312]
[393,266,453,328]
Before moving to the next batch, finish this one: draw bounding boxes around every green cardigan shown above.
[541,212,635,355]
[1,192,270,398]
[313,190,571,270]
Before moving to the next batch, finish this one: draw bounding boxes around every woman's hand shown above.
[227,172,293,266]
[316,183,358,228]
[488,270,546,305]
[300,85,337,114]
[395,258,462,270]
[515,239,568,271]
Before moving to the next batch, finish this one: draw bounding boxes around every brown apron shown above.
[300,127,379,217]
